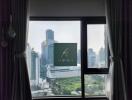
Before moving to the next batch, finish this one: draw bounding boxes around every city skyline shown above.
[28,21,105,53]
[26,23,106,96]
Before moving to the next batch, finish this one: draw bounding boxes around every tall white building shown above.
[26,43,32,79]
[36,55,40,85]
[31,50,40,85]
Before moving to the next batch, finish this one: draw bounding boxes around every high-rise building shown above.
[31,50,40,85]
[41,41,48,65]
[26,43,32,79]
[98,47,105,67]
[88,48,96,68]
[41,29,55,65]
[46,29,54,42]
[40,29,55,79]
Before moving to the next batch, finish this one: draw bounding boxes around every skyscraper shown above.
[41,29,55,65]
[46,29,54,41]
[88,48,96,68]
[98,47,105,67]
[31,49,40,85]
[40,29,55,79]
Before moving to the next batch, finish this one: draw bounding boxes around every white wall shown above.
[30,0,106,17]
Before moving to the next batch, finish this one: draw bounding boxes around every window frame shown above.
[29,16,109,100]
[81,17,109,74]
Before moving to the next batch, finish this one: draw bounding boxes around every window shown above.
[87,24,107,68]
[81,18,109,98]
[26,17,109,99]
[27,21,81,97]
[85,75,106,96]
[86,24,108,96]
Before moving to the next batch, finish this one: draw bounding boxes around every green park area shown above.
[52,77,81,95]
[52,75,105,96]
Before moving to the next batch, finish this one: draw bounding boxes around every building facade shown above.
[31,50,40,85]
[41,29,55,65]
[88,48,96,68]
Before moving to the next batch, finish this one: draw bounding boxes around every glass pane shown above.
[26,21,81,97]
[85,75,107,96]
[87,24,107,68]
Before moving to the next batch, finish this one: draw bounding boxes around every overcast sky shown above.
[28,21,105,54]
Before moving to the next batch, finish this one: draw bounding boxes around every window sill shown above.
[33,96,109,100]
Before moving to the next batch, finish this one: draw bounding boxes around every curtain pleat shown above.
[0,0,13,100]
[125,0,132,100]
[0,0,32,100]
[106,0,130,100]
[11,0,32,99]
[12,54,32,100]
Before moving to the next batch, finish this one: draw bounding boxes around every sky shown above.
[28,21,105,54]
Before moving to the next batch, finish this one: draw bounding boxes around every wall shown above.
[30,0,106,17]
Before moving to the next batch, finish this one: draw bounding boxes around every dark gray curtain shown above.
[106,0,132,100]
[0,0,32,100]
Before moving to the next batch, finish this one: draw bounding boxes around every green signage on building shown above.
[54,43,77,66]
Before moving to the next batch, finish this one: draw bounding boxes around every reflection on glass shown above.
[26,21,81,97]
[85,75,106,96]
[87,24,107,68]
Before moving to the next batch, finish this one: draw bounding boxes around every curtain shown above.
[0,0,32,100]
[0,0,14,100]
[106,0,132,100]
